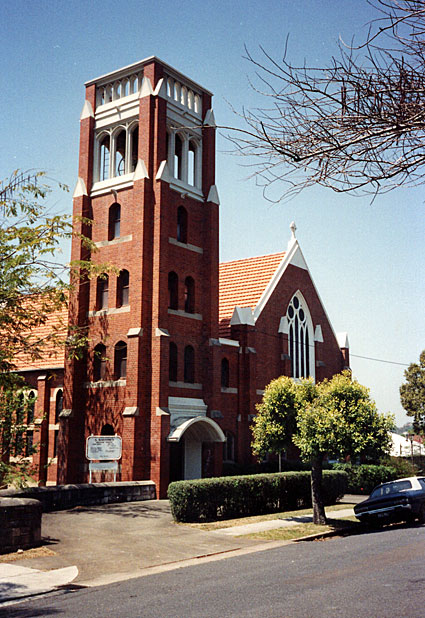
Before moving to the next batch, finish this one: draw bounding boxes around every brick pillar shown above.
[32,375,50,486]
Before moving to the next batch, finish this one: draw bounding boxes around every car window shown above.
[419,478,425,491]
[371,480,412,498]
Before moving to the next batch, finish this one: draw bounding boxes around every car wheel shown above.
[368,517,384,529]
[418,503,425,524]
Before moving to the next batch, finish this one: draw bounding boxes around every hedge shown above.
[332,463,398,494]
[168,470,347,523]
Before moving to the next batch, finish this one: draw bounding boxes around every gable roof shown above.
[13,304,68,372]
[219,252,285,336]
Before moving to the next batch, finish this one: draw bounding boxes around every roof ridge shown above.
[219,251,285,267]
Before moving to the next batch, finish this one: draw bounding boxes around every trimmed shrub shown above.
[332,463,399,494]
[167,470,347,522]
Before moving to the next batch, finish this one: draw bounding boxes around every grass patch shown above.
[241,518,360,542]
[0,546,56,563]
[185,503,355,531]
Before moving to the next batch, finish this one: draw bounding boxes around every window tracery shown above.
[287,293,314,379]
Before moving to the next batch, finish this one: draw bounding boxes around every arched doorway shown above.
[168,416,225,481]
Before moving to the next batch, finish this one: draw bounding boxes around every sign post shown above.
[86,435,122,482]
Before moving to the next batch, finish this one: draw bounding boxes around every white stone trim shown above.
[155,328,170,337]
[314,324,324,343]
[256,389,265,396]
[84,380,126,388]
[169,381,202,390]
[140,76,154,98]
[73,177,88,198]
[207,184,220,205]
[80,100,94,120]
[336,332,349,349]
[91,173,134,197]
[230,306,255,327]
[168,237,203,254]
[156,160,170,182]
[127,327,143,337]
[221,387,238,394]
[88,306,130,318]
[123,406,139,416]
[218,338,240,348]
[168,309,203,321]
[94,234,132,248]
[133,159,149,180]
[203,109,216,127]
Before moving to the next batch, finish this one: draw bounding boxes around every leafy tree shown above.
[252,375,316,458]
[252,371,394,524]
[400,349,425,435]
[233,1,425,201]
[294,372,394,523]
[0,170,104,485]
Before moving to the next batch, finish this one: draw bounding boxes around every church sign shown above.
[86,435,122,461]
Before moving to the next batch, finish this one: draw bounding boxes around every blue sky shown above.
[1,0,423,425]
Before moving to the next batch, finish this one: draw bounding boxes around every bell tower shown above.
[58,57,223,496]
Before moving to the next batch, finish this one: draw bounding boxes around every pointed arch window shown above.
[223,430,235,462]
[177,206,188,243]
[93,343,107,381]
[114,341,127,379]
[169,342,178,382]
[100,135,110,181]
[221,358,230,388]
[130,125,139,172]
[168,271,178,310]
[184,276,195,313]
[115,129,126,176]
[96,275,109,310]
[184,345,195,383]
[287,294,313,379]
[174,134,183,180]
[26,391,36,424]
[117,269,129,307]
[55,389,63,423]
[108,202,121,240]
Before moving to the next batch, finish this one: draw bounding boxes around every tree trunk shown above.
[311,455,326,524]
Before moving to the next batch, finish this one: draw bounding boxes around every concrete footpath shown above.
[0,497,359,607]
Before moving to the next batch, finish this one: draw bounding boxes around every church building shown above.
[15,57,349,497]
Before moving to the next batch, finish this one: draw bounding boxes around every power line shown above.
[237,325,411,367]
[350,353,409,367]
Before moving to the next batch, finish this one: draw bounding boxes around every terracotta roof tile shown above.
[219,252,285,336]
[13,304,68,372]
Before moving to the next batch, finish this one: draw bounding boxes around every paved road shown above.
[3,523,424,618]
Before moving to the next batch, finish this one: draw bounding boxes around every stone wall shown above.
[0,480,156,512]
[0,497,42,554]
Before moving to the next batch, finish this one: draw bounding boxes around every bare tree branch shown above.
[231,0,425,201]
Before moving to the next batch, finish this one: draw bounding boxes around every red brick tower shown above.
[58,57,225,496]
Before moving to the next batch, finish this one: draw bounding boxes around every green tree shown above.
[294,372,394,523]
[400,350,425,435]
[0,170,103,485]
[252,371,394,524]
[252,375,316,458]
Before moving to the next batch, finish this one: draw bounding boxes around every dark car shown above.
[354,477,425,526]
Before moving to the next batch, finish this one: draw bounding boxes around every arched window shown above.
[93,343,107,381]
[100,134,110,180]
[177,206,188,243]
[55,389,63,423]
[169,342,178,382]
[188,140,199,187]
[101,423,115,436]
[115,129,126,176]
[108,203,121,240]
[287,294,313,379]
[184,277,195,313]
[168,271,178,310]
[221,358,230,388]
[223,430,235,462]
[96,275,109,310]
[130,125,139,172]
[26,391,36,424]
[184,345,195,383]
[117,269,129,307]
[174,134,183,180]
[114,341,127,379]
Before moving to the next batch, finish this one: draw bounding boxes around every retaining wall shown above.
[0,497,42,554]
